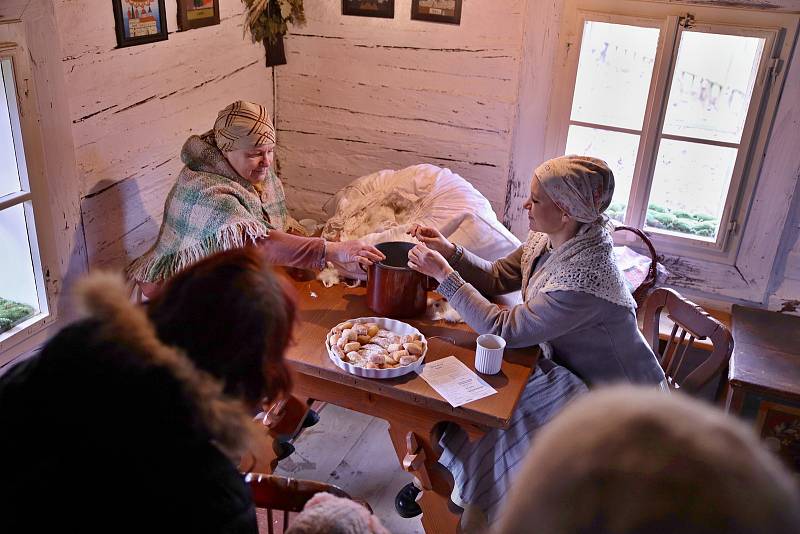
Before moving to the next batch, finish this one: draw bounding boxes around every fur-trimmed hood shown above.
[76,272,260,459]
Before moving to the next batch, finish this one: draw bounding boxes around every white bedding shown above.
[322,164,521,278]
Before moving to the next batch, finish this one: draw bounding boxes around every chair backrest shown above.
[613,224,659,307]
[642,288,734,395]
[246,473,370,534]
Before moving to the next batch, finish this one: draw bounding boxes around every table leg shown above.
[725,384,745,414]
[386,418,482,534]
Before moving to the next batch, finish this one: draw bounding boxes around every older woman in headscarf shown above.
[127,100,383,297]
[395,155,665,526]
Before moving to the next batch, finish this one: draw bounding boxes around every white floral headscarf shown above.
[534,155,615,224]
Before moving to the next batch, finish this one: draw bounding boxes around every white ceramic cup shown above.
[475,334,506,374]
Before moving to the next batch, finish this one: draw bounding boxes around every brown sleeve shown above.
[256,231,325,270]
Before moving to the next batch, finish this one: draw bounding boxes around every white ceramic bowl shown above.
[325,317,427,379]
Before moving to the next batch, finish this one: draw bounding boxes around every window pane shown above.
[646,139,737,240]
[570,21,660,130]
[565,125,640,223]
[662,31,765,144]
[0,60,22,198]
[0,203,39,334]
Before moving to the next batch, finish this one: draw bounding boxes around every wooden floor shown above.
[273,404,424,534]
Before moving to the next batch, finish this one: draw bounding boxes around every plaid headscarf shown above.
[213,100,276,152]
[534,155,615,224]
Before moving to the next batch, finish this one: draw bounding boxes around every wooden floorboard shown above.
[275,404,424,534]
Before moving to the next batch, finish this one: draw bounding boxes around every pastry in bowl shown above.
[325,317,428,379]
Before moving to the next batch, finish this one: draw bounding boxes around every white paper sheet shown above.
[417,356,498,407]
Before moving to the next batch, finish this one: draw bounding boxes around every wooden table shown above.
[726,305,800,472]
[258,277,538,533]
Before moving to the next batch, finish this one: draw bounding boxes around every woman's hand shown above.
[408,244,454,283]
[407,224,456,258]
[326,240,385,270]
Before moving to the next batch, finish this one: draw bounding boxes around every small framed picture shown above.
[178,0,221,31]
[112,0,169,48]
[343,0,395,19]
[411,0,462,25]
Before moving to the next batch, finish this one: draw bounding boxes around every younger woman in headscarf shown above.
[398,155,665,525]
[128,100,383,297]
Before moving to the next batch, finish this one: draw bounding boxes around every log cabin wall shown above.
[30,0,798,312]
[275,0,799,313]
[58,0,273,271]
[769,190,800,313]
[275,0,524,222]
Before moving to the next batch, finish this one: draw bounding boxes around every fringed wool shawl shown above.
[127,133,289,283]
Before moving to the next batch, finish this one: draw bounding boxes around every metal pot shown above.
[365,242,435,318]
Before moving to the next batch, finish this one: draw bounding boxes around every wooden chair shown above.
[613,224,659,307]
[246,472,372,534]
[642,288,734,396]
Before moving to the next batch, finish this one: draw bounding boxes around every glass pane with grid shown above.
[565,125,640,223]
[646,139,737,240]
[570,21,660,130]
[646,31,766,240]
[661,32,765,144]
[566,21,660,222]
[0,202,39,334]
[0,60,22,198]
[0,56,44,339]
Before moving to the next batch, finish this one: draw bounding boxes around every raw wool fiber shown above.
[427,297,464,323]
[316,262,359,289]
[322,164,521,280]
[324,189,420,243]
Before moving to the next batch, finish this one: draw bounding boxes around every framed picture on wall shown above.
[343,0,395,19]
[178,0,221,31]
[411,0,462,25]
[112,0,169,47]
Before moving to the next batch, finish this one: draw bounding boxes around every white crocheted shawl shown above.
[520,223,637,311]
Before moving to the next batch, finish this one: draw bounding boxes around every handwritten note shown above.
[418,356,497,407]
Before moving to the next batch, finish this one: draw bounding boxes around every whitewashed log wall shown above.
[276,0,524,221]
[55,0,273,270]
[42,0,797,310]
[769,191,800,313]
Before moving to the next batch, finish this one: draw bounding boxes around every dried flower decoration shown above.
[242,0,305,44]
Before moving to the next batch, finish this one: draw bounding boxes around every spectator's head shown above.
[496,386,800,534]
[0,272,257,532]
[148,246,296,408]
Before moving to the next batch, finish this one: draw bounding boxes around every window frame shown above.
[543,0,800,303]
[631,19,779,259]
[0,23,59,356]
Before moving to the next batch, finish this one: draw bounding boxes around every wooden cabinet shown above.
[726,306,800,472]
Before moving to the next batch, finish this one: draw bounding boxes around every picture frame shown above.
[177,0,221,31]
[112,0,169,48]
[411,0,462,25]
[342,0,395,19]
